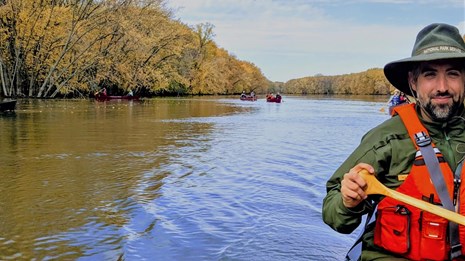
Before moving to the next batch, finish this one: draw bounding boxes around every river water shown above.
[0,95,388,260]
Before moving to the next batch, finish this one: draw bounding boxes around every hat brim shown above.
[384,53,465,96]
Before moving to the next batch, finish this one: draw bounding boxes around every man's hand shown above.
[341,163,373,208]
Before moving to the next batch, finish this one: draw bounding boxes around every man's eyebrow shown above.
[420,65,436,72]
[447,65,463,71]
[419,64,462,73]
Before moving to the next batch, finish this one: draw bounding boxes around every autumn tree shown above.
[0,0,269,98]
[283,69,393,95]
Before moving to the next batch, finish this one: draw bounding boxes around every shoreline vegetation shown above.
[0,0,416,99]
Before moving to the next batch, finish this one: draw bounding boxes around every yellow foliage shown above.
[0,0,268,97]
[284,68,393,95]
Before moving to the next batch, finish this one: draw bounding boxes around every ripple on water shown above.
[0,97,388,260]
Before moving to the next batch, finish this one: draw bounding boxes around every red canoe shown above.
[266,96,282,103]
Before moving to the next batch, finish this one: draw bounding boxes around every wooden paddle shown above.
[358,169,465,226]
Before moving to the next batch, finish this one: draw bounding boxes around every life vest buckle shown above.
[414,131,431,147]
[450,243,462,259]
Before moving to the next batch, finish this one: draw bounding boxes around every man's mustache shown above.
[432,91,452,98]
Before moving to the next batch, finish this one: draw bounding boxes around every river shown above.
[0,95,389,260]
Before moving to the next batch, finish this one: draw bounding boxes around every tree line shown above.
[0,0,269,98]
[284,35,465,96]
[3,0,461,98]
[284,69,392,95]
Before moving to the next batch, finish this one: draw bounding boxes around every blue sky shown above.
[166,0,465,82]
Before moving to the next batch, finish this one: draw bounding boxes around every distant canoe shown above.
[240,95,257,101]
[0,100,17,112]
[266,96,282,103]
[95,93,140,101]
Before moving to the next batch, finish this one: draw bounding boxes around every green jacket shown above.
[322,104,465,260]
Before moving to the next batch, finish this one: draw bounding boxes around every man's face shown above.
[410,61,465,121]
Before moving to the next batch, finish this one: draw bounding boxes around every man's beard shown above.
[422,92,462,121]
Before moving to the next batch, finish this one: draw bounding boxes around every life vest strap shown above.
[416,131,462,259]
[345,202,377,261]
[450,162,464,259]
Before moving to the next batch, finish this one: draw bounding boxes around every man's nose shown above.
[436,74,448,92]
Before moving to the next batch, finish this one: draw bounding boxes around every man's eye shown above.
[448,71,461,76]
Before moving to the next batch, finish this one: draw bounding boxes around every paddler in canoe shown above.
[387,90,410,116]
[322,23,465,260]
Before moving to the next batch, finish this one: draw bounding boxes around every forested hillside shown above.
[1,0,463,98]
[283,69,392,95]
[283,35,465,95]
[0,0,269,98]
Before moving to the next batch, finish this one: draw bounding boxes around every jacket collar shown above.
[416,103,465,138]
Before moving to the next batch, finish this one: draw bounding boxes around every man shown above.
[322,23,465,260]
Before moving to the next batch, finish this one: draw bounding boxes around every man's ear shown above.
[408,72,417,91]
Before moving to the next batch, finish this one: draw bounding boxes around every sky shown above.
[166,0,465,82]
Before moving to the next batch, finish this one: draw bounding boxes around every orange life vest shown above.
[374,104,465,260]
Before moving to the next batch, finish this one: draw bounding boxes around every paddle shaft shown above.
[358,170,465,226]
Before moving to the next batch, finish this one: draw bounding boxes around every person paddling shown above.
[322,23,465,260]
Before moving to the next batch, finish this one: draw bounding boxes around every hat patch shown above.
[419,45,465,55]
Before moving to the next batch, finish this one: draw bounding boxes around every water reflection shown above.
[0,96,388,260]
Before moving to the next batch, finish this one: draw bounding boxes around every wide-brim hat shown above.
[384,23,465,96]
